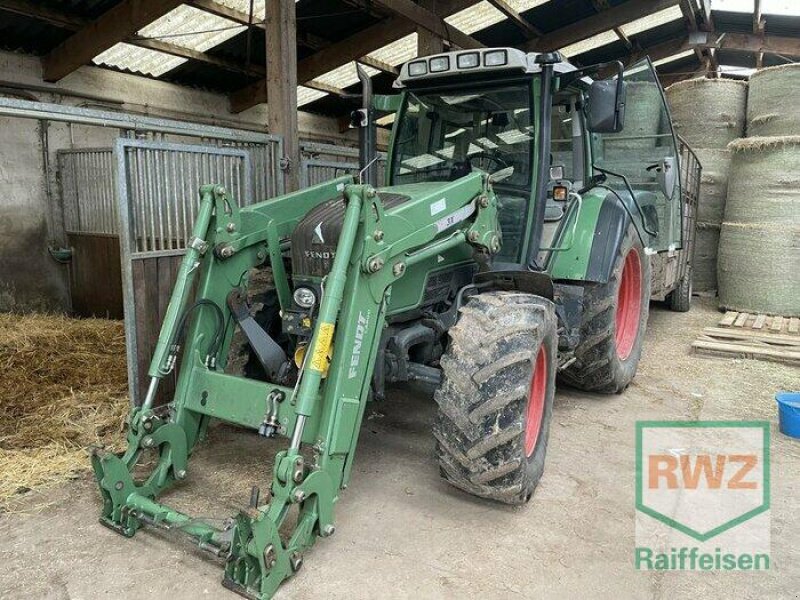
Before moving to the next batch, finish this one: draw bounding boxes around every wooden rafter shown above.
[230,0,482,113]
[371,0,484,50]
[523,0,680,52]
[485,0,541,38]
[704,32,800,58]
[42,0,185,82]
[589,0,632,50]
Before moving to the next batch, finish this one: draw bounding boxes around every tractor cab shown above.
[384,48,684,275]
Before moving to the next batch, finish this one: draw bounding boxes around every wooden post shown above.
[417,27,444,55]
[267,0,300,192]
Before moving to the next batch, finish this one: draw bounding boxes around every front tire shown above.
[433,292,557,505]
[559,223,651,393]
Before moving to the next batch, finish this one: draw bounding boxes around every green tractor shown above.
[92,49,690,599]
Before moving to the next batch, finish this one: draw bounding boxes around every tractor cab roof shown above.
[394,47,589,89]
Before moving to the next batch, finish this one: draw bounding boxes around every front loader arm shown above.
[92,172,499,600]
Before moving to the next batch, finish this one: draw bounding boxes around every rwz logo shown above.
[648,453,759,490]
[636,421,770,543]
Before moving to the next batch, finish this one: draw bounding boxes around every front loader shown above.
[92,49,687,599]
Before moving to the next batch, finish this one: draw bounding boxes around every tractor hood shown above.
[290,177,484,278]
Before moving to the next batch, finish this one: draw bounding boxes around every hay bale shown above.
[666,78,747,149]
[0,313,128,506]
[717,137,800,316]
[747,64,800,137]
[693,225,720,293]
[694,148,731,224]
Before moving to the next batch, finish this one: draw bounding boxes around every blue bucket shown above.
[776,392,800,439]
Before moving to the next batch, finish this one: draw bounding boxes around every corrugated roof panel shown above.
[560,30,618,57]
[713,0,753,12]
[298,86,328,107]
[506,0,552,12]
[367,33,418,67]
[445,1,506,35]
[94,42,186,77]
[653,49,694,67]
[94,5,245,77]
[214,0,266,20]
[137,5,245,53]
[315,61,379,89]
[620,5,683,36]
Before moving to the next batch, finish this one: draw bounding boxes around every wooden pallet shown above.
[692,311,800,365]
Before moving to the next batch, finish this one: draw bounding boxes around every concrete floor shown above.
[1,298,798,599]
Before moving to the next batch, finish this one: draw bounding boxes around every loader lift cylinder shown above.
[289,189,364,450]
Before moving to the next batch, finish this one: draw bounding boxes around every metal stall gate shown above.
[59,148,122,318]
[300,141,388,187]
[116,139,253,405]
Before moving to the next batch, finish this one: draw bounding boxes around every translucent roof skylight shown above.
[619,5,683,37]
[94,5,245,77]
[559,30,619,57]
[653,49,695,67]
[445,1,506,35]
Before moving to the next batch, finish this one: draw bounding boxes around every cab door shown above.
[589,58,683,251]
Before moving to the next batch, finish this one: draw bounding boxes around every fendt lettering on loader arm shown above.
[92,49,690,599]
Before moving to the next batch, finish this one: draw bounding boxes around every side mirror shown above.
[586,79,626,133]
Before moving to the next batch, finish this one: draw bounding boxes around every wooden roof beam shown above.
[486,0,541,38]
[42,0,184,82]
[523,0,680,52]
[230,0,481,113]
[704,32,800,58]
[0,0,85,29]
[371,0,484,50]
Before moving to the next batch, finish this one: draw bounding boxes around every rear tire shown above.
[433,291,557,505]
[668,267,692,312]
[559,223,651,394]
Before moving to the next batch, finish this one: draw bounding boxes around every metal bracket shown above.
[188,236,209,255]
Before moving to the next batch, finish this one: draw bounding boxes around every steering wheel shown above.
[468,152,509,173]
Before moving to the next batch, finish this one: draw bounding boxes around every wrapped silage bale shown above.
[747,64,800,137]
[693,148,731,224]
[718,137,800,316]
[691,148,731,292]
[666,78,747,149]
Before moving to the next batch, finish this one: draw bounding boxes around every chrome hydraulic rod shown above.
[142,186,217,408]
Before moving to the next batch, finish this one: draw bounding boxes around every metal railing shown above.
[59,149,117,235]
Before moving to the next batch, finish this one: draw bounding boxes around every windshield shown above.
[390,84,534,189]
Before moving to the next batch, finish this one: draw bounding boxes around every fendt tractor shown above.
[92,49,695,599]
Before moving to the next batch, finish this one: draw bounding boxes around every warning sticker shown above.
[310,322,335,372]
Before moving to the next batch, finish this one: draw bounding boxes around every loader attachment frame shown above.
[92,174,498,599]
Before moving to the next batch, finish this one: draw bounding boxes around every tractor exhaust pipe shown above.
[354,63,378,187]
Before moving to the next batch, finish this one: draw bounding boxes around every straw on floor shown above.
[0,313,128,506]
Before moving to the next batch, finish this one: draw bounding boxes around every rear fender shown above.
[548,189,631,284]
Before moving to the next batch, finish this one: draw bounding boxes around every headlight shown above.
[484,50,508,67]
[293,287,317,309]
[408,60,427,76]
[429,56,450,73]
[457,52,480,69]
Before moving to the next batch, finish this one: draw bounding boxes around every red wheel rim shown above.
[615,249,642,360]
[524,347,548,457]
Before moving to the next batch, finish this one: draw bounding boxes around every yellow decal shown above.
[310,322,335,373]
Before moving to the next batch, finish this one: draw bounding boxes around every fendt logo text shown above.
[635,421,770,571]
